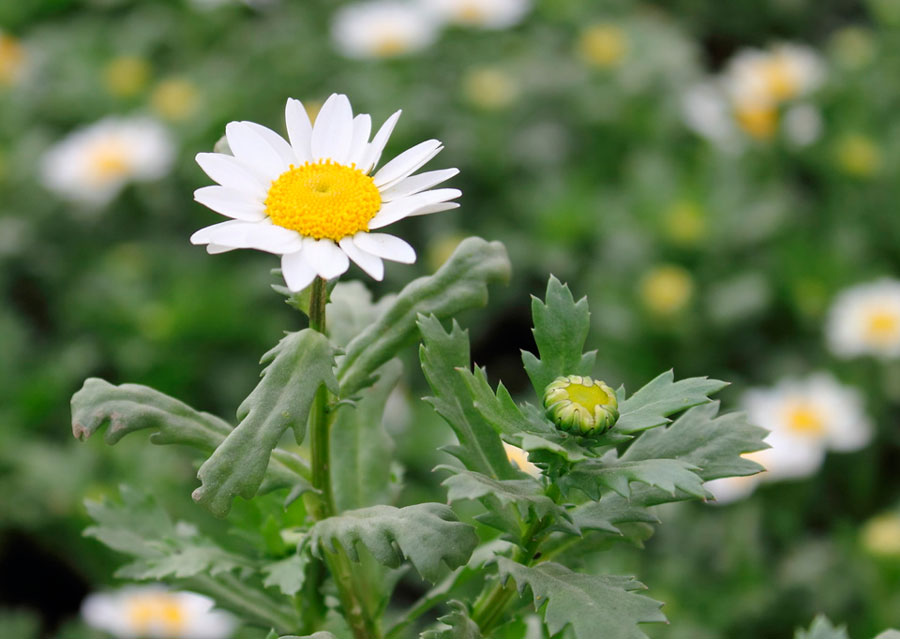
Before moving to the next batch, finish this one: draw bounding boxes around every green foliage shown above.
[795,616,851,639]
[521,276,597,396]
[338,237,511,397]
[615,371,729,434]
[560,458,708,500]
[497,558,666,639]
[0,609,39,639]
[310,504,479,583]
[194,329,338,517]
[279,634,339,639]
[421,601,483,639]
[262,551,310,598]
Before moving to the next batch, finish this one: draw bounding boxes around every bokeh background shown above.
[1,0,899,637]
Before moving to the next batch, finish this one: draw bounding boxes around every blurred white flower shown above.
[782,103,823,148]
[723,43,825,107]
[40,117,174,208]
[680,82,742,152]
[191,93,460,291]
[742,373,871,481]
[420,0,531,29]
[81,586,236,639]
[826,279,900,359]
[332,2,440,59]
[705,450,767,505]
[503,442,540,477]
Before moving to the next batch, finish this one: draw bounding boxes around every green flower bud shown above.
[542,375,619,436]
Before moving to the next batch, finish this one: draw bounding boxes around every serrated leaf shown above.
[621,402,768,482]
[497,559,666,639]
[570,499,660,535]
[522,276,597,396]
[194,329,338,517]
[310,503,478,582]
[795,616,850,639]
[331,359,402,512]
[262,551,310,597]
[439,467,576,535]
[70,379,310,496]
[421,601,482,639]
[615,370,728,433]
[339,237,510,397]
[561,457,708,500]
[418,316,517,480]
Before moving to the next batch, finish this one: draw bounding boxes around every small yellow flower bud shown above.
[543,375,618,436]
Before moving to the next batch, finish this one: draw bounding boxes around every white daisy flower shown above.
[190,94,460,291]
[680,82,743,152]
[331,2,440,59]
[723,43,825,107]
[704,450,768,505]
[742,373,871,481]
[420,0,532,30]
[40,117,175,208]
[503,442,540,477]
[826,279,900,359]
[81,586,236,639]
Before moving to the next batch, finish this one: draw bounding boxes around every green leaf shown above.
[522,276,596,396]
[339,237,510,397]
[439,467,576,534]
[310,503,478,582]
[570,499,660,535]
[0,609,39,639]
[194,329,338,517]
[875,631,900,639]
[70,379,309,494]
[262,551,311,597]
[795,616,850,639]
[279,634,339,639]
[421,601,482,639]
[418,316,517,480]
[326,281,396,348]
[561,457,708,500]
[621,402,768,482]
[616,370,728,433]
[497,559,666,639]
[331,359,402,512]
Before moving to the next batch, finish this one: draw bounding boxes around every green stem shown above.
[305,277,381,639]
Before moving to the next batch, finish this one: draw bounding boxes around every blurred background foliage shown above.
[1,0,899,637]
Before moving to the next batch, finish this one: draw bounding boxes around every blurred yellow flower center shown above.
[864,310,900,343]
[126,594,186,634]
[762,58,799,101]
[152,78,200,121]
[735,103,778,139]
[103,56,150,98]
[578,24,628,68]
[0,33,25,86]
[373,34,408,57]
[785,404,825,436]
[861,513,900,556]
[458,2,487,22]
[639,265,694,315]
[88,142,130,181]
[265,160,382,241]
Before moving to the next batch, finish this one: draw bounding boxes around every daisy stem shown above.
[306,276,381,639]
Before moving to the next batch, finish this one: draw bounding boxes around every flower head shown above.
[543,375,618,436]
[742,373,871,481]
[332,2,440,58]
[81,586,236,639]
[826,279,900,358]
[40,117,175,208]
[190,94,460,291]
[421,0,531,29]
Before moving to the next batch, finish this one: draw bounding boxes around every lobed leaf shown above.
[194,329,338,517]
[497,559,666,639]
[420,601,482,639]
[522,275,597,396]
[615,370,728,433]
[570,499,660,536]
[561,457,708,500]
[310,503,478,583]
[795,616,850,639]
[339,237,510,397]
[262,551,310,598]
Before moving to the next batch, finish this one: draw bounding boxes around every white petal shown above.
[373,139,443,189]
[196,153,266,199]
[285,98,313,163]
[339,237,385,280]
[407,200,460,217]
[304,237,351,279]
[311,94,354,163]
[368,189,462,229]
[353,232,416,263]
[281,251,317,292]
[191,220,302,254]
[360,110,401,174]
[347,114,373,168]
[226,121,287,179]
[194,186,266,221]
[207,243,238,254]
[241,121,297,168]
[380,168,459,201]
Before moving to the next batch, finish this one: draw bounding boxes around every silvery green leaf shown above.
[795,616,850,639]
[615,370,728,433]
[262,551,311,597]
[420,601,482,639]
[194,329,338,517]
[339,237,510,397]
[326,280,396,348]
[570,499,660,535]
[560,457,708,500]
[522,275,596,396]
[310,503,478,583]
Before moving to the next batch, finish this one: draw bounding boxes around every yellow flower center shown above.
[265,160,382,241]
[762,57,799,101]
[639,265,694,315]
[0,34,25,86]
[88,142,131,182]
[126,594,186,635]
[734,103,778,140]
[458,1,487,23]
[577,24,628,68]
[564,381,613,411]
[103,56,150,98]
[785,404,826,436]
[373,34,409,57]
[864,309,900,343]
[152,77,200,121]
